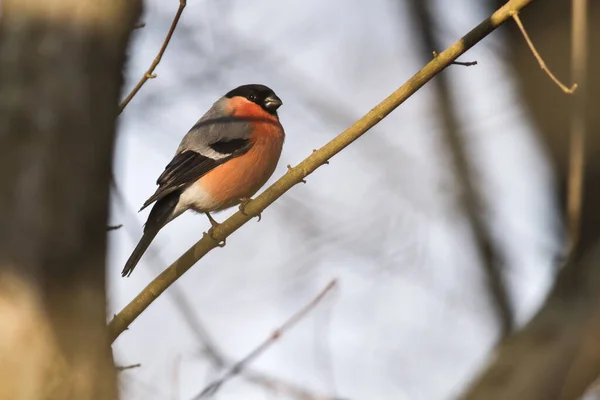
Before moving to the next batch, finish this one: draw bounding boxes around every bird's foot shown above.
[205,227,226,247]
[205,212,220,229]
[238,197,261,222]
[204,212,226,247]
[205,229,226,247]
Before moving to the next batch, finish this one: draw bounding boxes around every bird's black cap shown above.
[225,84,282,114]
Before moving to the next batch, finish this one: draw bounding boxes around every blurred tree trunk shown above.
[462,2,600,399]
[407,0,514,339]
[0,1,140,399]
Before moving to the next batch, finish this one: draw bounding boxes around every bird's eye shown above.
[248,94,256,101]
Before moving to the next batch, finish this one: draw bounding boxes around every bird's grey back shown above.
[176,97,253,159]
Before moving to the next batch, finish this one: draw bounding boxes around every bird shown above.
[121,84,285,277]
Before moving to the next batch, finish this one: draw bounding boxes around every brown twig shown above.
[193,280,338,399]
[245,372,348,400]
[242,370,350,400]
[118,0,187,112]
[512,12,577,94]
[452,60,478,67]
[170,270,341,399]
[433,50,477,66]
[566,0,588,253]
[116,363,142,372]
[107,0,540,343]
[111,204,339,399]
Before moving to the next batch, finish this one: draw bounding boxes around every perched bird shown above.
[122,84,285,277]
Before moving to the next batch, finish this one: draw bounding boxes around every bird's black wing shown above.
[139,138,251,211]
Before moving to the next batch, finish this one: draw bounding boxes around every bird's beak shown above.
[264,95,282,111]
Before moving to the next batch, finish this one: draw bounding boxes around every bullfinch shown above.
[122,84,285,277]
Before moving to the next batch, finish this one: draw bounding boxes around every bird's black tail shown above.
[121,191,181,277]
[121,228,160,277]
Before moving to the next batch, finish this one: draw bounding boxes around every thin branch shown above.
[110,197,339,399]
[193,280,338,399]
[452,60,478,67]
[172,274,344,399]
[116,363,142,372]
[158,257,340,399]
[242,370,350,400]
[432,50,477,66]
[512,12,577,94]
[107,224,123,231]
[108,0,540,343]
[116,138,337,400]
[118,0,187,112]
[566,0,588,253]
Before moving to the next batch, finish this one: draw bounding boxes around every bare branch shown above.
[512,12,577,94]
[242,370,350,400]
[162,261,340,399]
[451,60,478,67]
[107,224,123,231]
[116,363,142,372]
[193,280,338,399]
[108,0,540,343]
[109,202,339,399]
[119,0,187,112]
[432,50,477,66]
[172,272,344,399]
[566,0,589,252]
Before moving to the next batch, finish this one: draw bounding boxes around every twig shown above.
[452,60,478,67]
[243,370,350,400]
[107,224,123,231]
[110,198,340,399]
[566,0,588,253]
[108,0,540,343]
[116,363,142,372]
[512,12,577,94]
[193,280,338,399]
[180,292,344,400]
[433,50,477,66]
[158,256,340,398]
[134,22,146,29]
[118,0,187,112]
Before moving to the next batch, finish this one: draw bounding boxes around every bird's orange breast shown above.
[197,115,284,211]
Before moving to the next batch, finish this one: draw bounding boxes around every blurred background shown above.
[107,0,599,399]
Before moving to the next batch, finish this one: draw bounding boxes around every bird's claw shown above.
[239,197,251,208]
[205,212,220,229]
[205,229,226,247]
[238,197,262,222]
[204,212,225,246]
